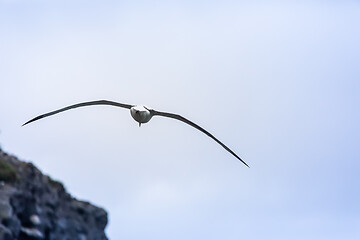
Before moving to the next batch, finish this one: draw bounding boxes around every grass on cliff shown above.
[0,158,18,182]
[49,177,64,189]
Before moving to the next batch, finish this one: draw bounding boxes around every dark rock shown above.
[0,224,13,240]
[2,217,21,236]
[20,227,44,240]
[0,149,108,240]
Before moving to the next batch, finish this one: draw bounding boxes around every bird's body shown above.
[23,100,249,167]
[130,105,152,125]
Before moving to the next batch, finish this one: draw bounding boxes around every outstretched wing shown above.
[151,110,249,167]
[23,100,133,126]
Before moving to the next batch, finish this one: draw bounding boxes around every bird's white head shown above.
[130,105,153,126]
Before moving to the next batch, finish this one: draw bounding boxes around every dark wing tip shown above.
[22,120,31,127]
[152,110,250,168]
[22,115,44,126]
[243,161,250,168]
[21,100,133,127]
[234,154,250,168]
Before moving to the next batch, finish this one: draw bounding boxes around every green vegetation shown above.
[49,177,64,189]
[0,158,18,182]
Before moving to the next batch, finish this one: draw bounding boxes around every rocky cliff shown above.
[0,148,108,240]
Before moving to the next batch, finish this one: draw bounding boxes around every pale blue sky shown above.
[1,1,360,239]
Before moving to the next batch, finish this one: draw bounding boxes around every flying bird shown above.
[23,100,249,167]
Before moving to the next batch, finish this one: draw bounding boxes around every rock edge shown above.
[0,148,108,240]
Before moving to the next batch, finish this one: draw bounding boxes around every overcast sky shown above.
[1,1,360,239]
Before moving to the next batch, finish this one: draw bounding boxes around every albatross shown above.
[23,100,249,167]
